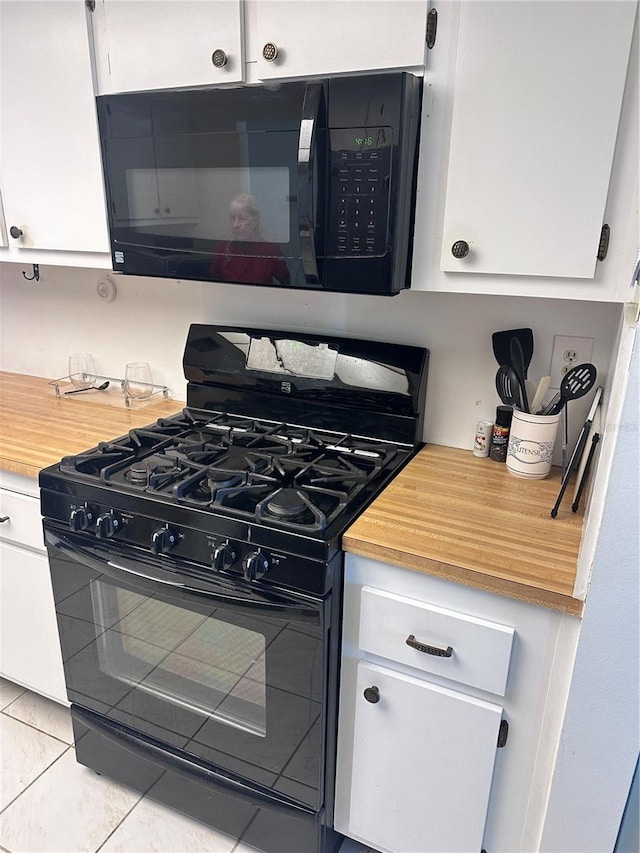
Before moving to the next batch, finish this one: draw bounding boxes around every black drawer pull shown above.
[0,516,10,522]
[363,686,380,704]
[406,634,453,657]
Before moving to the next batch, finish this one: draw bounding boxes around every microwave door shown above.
[297,83,325,286]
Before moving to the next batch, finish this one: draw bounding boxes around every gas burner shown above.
[129,461,152,486]
[256,487,338,532]
[173,466,277,506]
[265,488,309,518]
[97,452,189,492]
[123,454,186,490]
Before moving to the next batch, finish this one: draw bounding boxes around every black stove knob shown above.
[243,551,269,582]
[151,526,177,555]
[96,512,120,540]
[70,505,93,532]
[213,542,236,571]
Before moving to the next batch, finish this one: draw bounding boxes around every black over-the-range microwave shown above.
[96,73,423,295]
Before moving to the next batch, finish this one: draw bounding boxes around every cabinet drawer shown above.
[0,489,45,552]
[359,586,514,696]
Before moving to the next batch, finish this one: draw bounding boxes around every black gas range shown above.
[40,325,428,853]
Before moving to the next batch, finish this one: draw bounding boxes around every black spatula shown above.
[491,328,534,379]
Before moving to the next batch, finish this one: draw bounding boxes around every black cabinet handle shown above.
[262,42,279,62]
[211,48,228,68]
[0,516,10,523]
[451,239,469,258]
[406,634,453,657]
[363,686,380,704]
[9,225,23,239]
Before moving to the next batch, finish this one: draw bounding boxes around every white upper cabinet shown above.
[0,1,109,257]
[438,0,637,280]
[91,0,246,92]
[249,0,428,81]
[91,0,429,93]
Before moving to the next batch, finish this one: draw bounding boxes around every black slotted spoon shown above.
[543,363,597,415]
[495,365,522,409]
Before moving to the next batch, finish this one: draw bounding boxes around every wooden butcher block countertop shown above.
[344,444,585,615]
[1,372,584,614]
[0,372,183,479]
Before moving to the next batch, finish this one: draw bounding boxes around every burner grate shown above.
[55,406,408,534]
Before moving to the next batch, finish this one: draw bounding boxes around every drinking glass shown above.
[124,362,153,400]
[68,353,97,390]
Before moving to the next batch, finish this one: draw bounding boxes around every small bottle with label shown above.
[473,420,494,458]
[490,405,513,462]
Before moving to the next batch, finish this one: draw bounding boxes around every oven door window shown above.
[91,581,269,737]
[50,539,327,808]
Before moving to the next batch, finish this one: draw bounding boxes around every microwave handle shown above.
[297,83,323,284]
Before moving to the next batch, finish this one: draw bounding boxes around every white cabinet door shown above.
[440,0,637,279]
[346,660,503,853]
[250,0,428,80]
[0,543,67,704]
[0,1,109,254]
[0,190,7,248]
[94,0,245,92]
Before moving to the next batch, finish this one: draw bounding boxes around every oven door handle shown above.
[297,82,323,284]
[46,529,323,618]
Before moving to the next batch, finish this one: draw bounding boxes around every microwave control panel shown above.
[327,128,391,258]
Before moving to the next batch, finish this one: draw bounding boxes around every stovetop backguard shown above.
[182,324,429,446]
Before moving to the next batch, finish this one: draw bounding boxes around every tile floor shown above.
[0,678,371,853]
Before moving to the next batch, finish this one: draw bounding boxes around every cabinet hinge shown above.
[597,224,610,261]
[426,8,438,49]
[85,0,95,11]
[497,719,509,748]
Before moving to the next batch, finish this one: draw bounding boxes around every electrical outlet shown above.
[549,336,594,387]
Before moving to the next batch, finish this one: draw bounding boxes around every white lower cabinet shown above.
[348,660,503,853]
[335,554,580,852]
[0,475,66,704]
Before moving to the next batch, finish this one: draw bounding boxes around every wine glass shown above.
[124,362,153,400]
[68,353,97,390]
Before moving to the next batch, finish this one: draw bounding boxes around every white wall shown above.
[0,261,621,455]
[541,328,639,852]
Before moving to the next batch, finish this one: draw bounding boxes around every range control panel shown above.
[327,127,392,258]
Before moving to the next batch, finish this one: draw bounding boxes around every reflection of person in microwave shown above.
[210,193,291,286]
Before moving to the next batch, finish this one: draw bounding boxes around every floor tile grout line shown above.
[0,707,73,747]
[93,788,146,853]
[0,743,72,816]
[0,687,27,713]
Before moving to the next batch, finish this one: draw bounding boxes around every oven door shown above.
[45,526,329,811]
